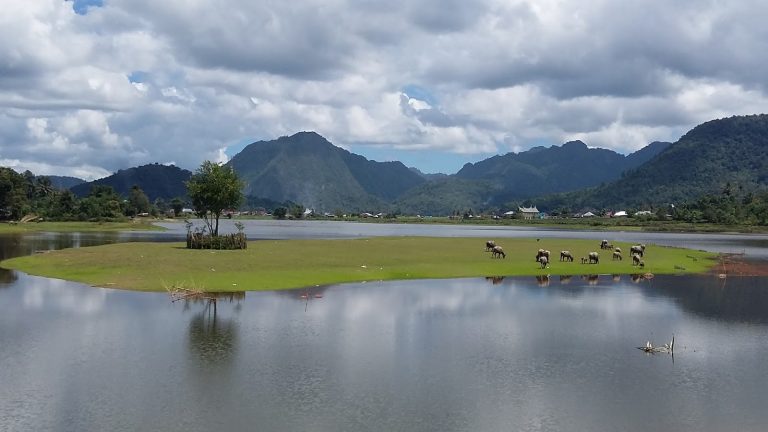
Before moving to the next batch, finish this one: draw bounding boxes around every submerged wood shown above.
[637,335,675,354]
[166,286,218,303]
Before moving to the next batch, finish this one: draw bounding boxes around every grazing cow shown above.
[485,240,496,251]
[588,252,599,264]
[560,250,574,262]
[630,245,644,257]
[632,254,642,266]
[612,251,622,261]
[535,249,551,262]
[491,245,506,259]
[614,247,622,254]
[581,257,588,264]
[600,239,609,249]
[539,255,549,269]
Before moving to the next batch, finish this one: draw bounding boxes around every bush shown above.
[186,232,247,250]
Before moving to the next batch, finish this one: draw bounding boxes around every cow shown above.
[588,252,599,264]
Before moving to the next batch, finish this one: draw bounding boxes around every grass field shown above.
[1,237,716,292]
[0,220,166,234]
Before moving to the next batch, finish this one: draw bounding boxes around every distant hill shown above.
[394,178,499,216]
[536,114,768,209]
[409,167,450,181]
[71,163,191,201]
[46,175,85,190]
[455,140,670,201]
[227,131,426,211]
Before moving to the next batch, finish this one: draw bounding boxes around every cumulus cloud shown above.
[1,0,768,178]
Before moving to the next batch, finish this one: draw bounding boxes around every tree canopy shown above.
[186,161,243,236]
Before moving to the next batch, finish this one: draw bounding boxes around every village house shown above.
[518,206,540,220]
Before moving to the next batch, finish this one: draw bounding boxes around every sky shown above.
[2,1,768,180]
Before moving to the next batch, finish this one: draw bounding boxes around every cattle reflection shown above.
[581,274,600,285]
[485,276,505,285]
[559,275,572,284]
[536,275,550,287]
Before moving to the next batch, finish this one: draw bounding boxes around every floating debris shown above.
[637,335,674,354]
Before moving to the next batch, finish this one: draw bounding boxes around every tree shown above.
[186,161,243,236]
[273,206,288,219]
[127,185,151,216]
[0,167,29,220]
[290,204,304,219]
[170,197,185,217]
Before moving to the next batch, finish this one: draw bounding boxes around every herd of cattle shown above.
[485,239,647,269]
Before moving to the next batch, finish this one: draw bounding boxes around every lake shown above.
[1,221,767,431]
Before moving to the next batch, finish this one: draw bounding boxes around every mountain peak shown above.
[562,140,588,149]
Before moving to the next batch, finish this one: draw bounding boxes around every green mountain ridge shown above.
[70,164,191,202]
[226,131,425,211]
[535,114,768,210]
[455,140,671,200]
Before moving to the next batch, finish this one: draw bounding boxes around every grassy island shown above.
[1,237,716,292]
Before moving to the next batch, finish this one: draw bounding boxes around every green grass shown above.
[0,220,166,233]
[1,237,716,292]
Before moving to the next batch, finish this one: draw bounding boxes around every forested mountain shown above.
[455,140,670,201]
[227,131,426,211]
[394,178,499,216]
[536,115,768,209]
[47,176,85,190]
[71,163,191,201]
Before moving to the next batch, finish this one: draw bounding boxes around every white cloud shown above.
[1,0,768,178]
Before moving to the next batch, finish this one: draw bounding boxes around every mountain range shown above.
[537,114,768,209]
[65,114,768,214]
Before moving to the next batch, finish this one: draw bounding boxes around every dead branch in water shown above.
[164,282,217,303]
[637,335,675,354]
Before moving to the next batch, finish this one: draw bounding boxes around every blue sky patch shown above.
[72,0,104,16]
[401,84,438,106]
[128,71,150,84]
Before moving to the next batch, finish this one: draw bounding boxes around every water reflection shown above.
[2,230,768,431]
[0,268,17,286]
[484,276,505,285]
[188,306,238,364]
[180,292,244,364]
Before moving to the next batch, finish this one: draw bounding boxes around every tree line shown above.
[0,167,185,221]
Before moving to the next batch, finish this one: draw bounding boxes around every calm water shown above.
[1,224,768,431]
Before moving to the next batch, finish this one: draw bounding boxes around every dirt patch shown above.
[712,254,768,277]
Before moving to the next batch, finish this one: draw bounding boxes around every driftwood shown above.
[167,286,218,303]
[637,335,675,354]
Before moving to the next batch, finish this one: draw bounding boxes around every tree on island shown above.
[186,161,243,236]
